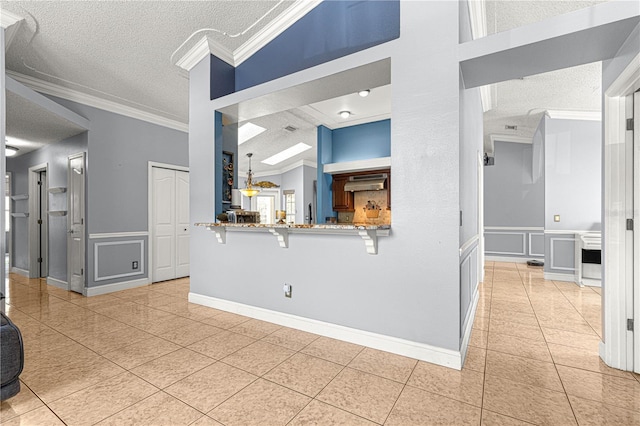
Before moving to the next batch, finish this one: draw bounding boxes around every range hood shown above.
[343,173,388,192]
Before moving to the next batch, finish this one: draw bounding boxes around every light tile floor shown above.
[1,262,639,425]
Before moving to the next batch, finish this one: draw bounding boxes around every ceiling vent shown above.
[284,125,298,132]
[504,125,518,130]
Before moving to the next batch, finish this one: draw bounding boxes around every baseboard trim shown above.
[189,292,463,370]
[460,287,480,367]
[10,267,29,277]
[47,277,68,290]
[86,277,150,296]
[485,255,541,264]
[544,272,577,283]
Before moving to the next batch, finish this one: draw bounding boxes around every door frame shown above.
[601,52,640,372]
[28,162,48,279]
[147,161,189,284]
[634,90,640,374]
[250,188,281,224]
[67,152,86,293]
[6,171,11,278]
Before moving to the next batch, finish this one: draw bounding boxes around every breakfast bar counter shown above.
[195,223,391,254]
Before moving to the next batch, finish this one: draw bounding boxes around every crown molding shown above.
[249,159,317,178]
[7,71,188,133]
[467,0,494,112]
[545,109,601,121]
[234,0,322,66]
[1,9,23,29]
[175,0,322,71]
[490,134,532,145]
[175,35,235,70]
[467,0,487,40]
[2,9,24,49]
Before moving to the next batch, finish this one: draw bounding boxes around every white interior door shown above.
[152,167,176,282]
[175,170,190,278]
[152,167,189,282]
[68,154,85,293]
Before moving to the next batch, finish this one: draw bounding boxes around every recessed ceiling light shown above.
[358,90,370,97]
[339,111,351,119]
[261,143,312,166]
[5,145,18,157]
[238,122,266,145]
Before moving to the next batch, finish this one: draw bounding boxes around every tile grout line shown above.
[477,262,494,421]
[520,268,581,426]
[379,357,420,425]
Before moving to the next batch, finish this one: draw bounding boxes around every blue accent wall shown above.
[332,119,391,162]
[210,55,235,100]
[317,125,334,223]
[209,1,400,99]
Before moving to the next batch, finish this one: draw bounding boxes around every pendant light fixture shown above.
[239,153,260,199]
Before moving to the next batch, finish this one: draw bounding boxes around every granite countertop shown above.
[195,222,390,230]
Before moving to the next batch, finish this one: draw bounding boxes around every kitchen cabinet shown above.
[332,168,391,212]
[332,174,354,212]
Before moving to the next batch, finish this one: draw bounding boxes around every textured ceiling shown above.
[483,0,610,150]
[485,0,609,35]
[1,1,615,159]
[6,91,87,155]
[2,1,295,125]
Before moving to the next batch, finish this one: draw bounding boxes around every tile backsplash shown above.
[337,190,391,225]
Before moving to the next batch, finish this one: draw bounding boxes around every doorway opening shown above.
[28,163,48,279]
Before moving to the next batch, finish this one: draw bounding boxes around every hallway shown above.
[1,262,639,425]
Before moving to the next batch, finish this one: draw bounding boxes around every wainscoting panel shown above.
[529,233,545,257]
[484,227,545,260]
[94,240,145,282]
[485,232,526,256]
[549,236,576,272]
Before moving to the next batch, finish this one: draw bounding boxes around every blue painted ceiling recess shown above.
[210,0,400,100]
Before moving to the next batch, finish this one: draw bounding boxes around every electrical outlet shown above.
[132,261,139,269]
[283,284,292,298]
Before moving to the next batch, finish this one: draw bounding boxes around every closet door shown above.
[175,170,190,278]
[152,167,190,282]
[152,167,176,282]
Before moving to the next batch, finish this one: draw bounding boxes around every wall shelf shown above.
[10,194,28,201]
[48,210,67,216]
[48,187,67,194]
[196,223,390,255]
[11,212,29,218]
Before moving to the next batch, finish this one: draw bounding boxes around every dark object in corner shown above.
[527,259,544,267]
[1,312,24,400]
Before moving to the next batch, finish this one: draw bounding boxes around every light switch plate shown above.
[554,215,560,222]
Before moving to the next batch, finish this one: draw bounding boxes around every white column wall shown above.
[189,1,462,358]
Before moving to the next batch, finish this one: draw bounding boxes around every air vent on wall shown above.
[284,125,298,132]
[504,125,518,130]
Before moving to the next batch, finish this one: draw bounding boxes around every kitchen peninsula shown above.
[195,222,390,255]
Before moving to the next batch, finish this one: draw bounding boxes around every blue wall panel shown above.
[210,55,235,100]
[317,125,334,223]
[230,0,399,94]
[332,119,391,162]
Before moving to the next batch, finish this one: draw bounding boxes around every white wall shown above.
[189,1,464,358]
